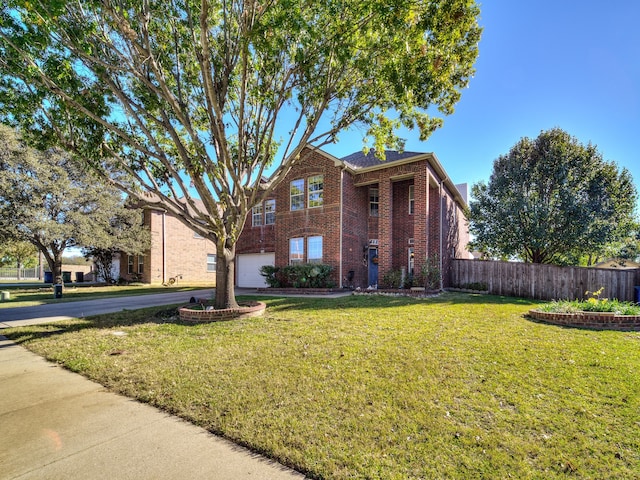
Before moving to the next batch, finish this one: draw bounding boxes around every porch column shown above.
[413,170,428,274]
[378,177,393,283]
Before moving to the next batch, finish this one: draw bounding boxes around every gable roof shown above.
[341,150,425,169]
[338,148,468,209]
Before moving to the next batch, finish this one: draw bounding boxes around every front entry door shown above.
[368,247,378,287]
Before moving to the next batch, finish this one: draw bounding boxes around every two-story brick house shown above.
[235,146,471,289]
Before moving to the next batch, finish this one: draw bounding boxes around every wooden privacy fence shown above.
[450,259,640,302]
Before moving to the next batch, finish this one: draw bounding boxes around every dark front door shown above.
[368,247,378,287]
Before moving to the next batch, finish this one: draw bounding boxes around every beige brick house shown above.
[236,146,472,289]
[118,200,218,285]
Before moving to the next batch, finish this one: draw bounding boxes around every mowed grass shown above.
[3,293,640,479]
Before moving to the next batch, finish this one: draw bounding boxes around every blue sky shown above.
[323,1,640,206]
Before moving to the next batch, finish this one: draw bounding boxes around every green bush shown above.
[260,264,335,288]
[259,265,282,288]
[380,269,402,289]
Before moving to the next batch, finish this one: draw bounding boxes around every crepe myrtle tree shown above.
[0,124,149,284]
[0,0,482,308]
[468,128,637,265]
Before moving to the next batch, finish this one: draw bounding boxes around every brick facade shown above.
[128,147,471,289]
[237,147,472,289]
[118,208,217,285]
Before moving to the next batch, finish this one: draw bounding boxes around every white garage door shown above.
[237,253,275,288]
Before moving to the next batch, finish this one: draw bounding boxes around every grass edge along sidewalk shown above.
[3,292,640,479]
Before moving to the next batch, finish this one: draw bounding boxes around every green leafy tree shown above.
[0,124,149,284]
[82,208,151,284]
[0,240,38,278]
[0,0,481,308]
[468,128,637,264]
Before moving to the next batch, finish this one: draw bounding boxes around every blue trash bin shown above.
[44,271,53,283]
[635,286,640,304]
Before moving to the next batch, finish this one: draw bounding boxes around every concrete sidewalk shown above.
[0,335,305,480]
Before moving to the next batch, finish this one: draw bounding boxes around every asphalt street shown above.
[0,289,214,328]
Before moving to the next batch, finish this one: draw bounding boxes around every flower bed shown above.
[528,309,640,331]
[178,301,266,323]
[255,287,341,295]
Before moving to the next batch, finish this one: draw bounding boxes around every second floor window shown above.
[290,179,304,211]
[252,203,263,226]
[265,199,276,225]
[308,175,324,208]
[370,187,379,217]
[409,185,415,215]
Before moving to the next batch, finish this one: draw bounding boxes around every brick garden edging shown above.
[529,309,640,331]
[255,288,342,295]
[179,301,266,323]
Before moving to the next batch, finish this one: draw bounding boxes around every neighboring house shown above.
[235,147,472,289]
[593,259,640,269]
[118,200,218,285]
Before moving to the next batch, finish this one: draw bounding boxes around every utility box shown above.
[54,284,63,299]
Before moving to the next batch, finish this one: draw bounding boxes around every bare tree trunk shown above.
[215,241,238,309]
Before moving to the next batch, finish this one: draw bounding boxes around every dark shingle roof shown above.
[340,149,425,169]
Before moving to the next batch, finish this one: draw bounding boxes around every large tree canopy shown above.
[0,124,149,283]
[468,128,637,264]
[0,0,481,307]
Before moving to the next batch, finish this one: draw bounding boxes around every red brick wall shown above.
[391,179,414,272]
[342,177,370,287]
[236,203,276,255]
[272,149,343,286]
[235,151,471,290]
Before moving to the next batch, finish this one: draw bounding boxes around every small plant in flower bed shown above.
[539,288,640,315]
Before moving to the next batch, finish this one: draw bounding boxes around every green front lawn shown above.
[3,293,639,479]
[0,284,207,308]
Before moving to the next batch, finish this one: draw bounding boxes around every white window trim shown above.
[289,237,304,264]
[252,203,263,227]
[370,187,379,217]
[307,236,323,264]
[409,185,415,215]
[265,199,276,225]
[308,174,324,208]
[207,254,217,272]
[290,179,304,211]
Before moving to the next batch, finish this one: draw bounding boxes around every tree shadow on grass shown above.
[2,304,182,345]
[3,292,542,345]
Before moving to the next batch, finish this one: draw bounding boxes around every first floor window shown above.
[128,255,134,274]
[290,237,304,264]
[265,199,276,225]
[137,255,144,274]
[252,203,263,226]
[290,179,304,210]
[408,247,415,276]
[207,254,217,272]
[308,236,323,263]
